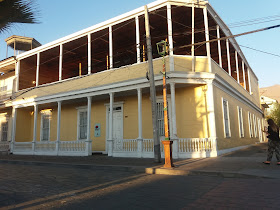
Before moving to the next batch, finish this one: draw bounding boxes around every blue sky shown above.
[0,0,279,88]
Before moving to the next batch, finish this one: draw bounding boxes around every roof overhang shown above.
[0,57,16,73]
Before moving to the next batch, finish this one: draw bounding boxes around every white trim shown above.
[248,112,253,138]
[59,44,63,81]
[237,106,244,138]
[216,25,222,68]
[40,111,51,141]
[36,53,40,86]
[222,97,231,138]
[235,51,240,84]
[88,34,91,75]
[77,106,88,140]
[226,39,231,76]
[253,114,257,138]
[105,102,124,153]
[109,26,113,69]
[135,16,141,64]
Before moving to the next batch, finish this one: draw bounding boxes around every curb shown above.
[0,159,146,173]
[145,167,272,179]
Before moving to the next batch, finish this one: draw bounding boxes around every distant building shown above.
[0,0,264,157]
[260,95,278,117]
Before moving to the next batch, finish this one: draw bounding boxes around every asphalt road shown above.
[1,163,280,209]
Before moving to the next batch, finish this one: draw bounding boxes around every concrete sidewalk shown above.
[147,142,280,179]
[1,143,279,179]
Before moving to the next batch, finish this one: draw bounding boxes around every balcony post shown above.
[86,96,92,156]
[108,92,114,156]
[56,101,61,155]
[32,104,38,154]
[137,88,143,157]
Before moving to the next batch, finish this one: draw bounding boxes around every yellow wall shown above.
[214,86,263,150]
[174,56,209,72]
[176,85,208,138]
[211,61,261,108]
[15,108,32,142]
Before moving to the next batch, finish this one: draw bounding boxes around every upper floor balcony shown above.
[0,0,259,107]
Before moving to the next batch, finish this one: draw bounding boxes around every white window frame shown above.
[77,106,88,140]
[0,118,8,142]
[253,114,257,138]
[156,96,172,138]
[248,112,253,138]
[40,111,51,141]
[258,118,262,142]
[237,106,244,138]
[222,98,231,138]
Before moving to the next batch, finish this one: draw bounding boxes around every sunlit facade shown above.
[0,0,264,158]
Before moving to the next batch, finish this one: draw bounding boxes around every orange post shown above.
[162,57,174,168]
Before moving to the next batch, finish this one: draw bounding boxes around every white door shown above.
[113,110,123,140]
[106,105,123,153]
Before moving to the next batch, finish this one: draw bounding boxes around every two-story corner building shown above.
[0,0,264,158]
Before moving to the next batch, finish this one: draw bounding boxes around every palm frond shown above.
[0,0,40,33]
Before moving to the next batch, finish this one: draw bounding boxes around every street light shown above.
[156,40,174,168]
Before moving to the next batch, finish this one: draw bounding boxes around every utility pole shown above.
[157,40,174,168]
[144,5,161,163]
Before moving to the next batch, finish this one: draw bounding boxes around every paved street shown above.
[1,162,280,209]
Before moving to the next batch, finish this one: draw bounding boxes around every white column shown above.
[167,4,174,72]
[86,96,92,155]
[226,39,231,76]
[56,101,61,155]
[235,51,240,84]
[248,68,252,94]
[216,25,222,68]
[170,83,178,159]
[59,44,63,81]
[135,16,141,64]
[191,4,195,72]
[242,61,247,89]
[108,92,114,156]
[88,34,91,75]
[203,7,212,72]
[32,105,38,153]
[10,107,17,153]
[137,88,143,157]
[15,60,20,92]
[206,81,218,156]
[36,53,40,86]
[109,26,113,69]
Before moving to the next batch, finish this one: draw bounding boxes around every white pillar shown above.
[206,81,218,156]
[235,51,240,84]
[242,61,247,89]
[216,25,222,68]
[191,4,195,72]
[10,107,17,153]
[137,88,143,157]
[226,39,231,76]
[15,61,20,92]
[56,101,61,155]
[88,34,91,75]
[135,16,141,64]
[59,44,63,81]
[108,92,114,156]
[86,96,92,155]
[167,4,174,72]
[109,26,113,69]
[32,105,38,153]
[170,83,178,159]
[203,7,212,72]
[36,53,40,86]
[248,68,252,94]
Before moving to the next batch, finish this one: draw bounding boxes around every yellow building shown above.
[0,0,264,158]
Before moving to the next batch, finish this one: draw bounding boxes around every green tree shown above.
[0,0,39,34]
[268,102,280,127]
